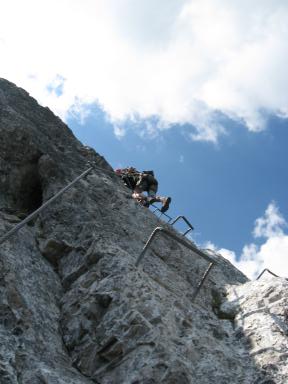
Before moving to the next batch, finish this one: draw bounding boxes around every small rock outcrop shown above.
[0,78,287,383]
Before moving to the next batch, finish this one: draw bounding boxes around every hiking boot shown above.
[160,197,171,213]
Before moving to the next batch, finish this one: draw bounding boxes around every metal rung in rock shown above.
[135,226,215,302]
[151,204,173,222]
[257,268,288,281]
[170,216,194,236]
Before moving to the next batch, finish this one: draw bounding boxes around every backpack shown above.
[115,168,139,190]
[142,170,154,176]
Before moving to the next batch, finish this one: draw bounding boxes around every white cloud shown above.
[1,0,288,141]
[256,235,288,276]
[208,202,288,279]
[253,201,287,238]
[113,125,126,139]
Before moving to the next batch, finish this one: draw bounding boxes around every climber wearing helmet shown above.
[115,167,171,212]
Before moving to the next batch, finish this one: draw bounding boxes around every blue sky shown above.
[1,0,288,278]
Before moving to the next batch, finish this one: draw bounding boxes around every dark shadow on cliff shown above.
[10,160,43,215]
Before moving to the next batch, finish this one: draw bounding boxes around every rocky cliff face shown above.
[0,78,287,384]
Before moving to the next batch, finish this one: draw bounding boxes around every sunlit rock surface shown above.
[0,78,287,383]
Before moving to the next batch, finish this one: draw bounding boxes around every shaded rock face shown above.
[0,78,287,383]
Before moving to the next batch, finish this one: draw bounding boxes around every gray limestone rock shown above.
[1,78,287,383]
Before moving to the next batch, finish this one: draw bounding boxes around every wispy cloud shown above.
[253,201,287,238]
[46,75,66,97]
[207,201,288,279]
[1,0,288,142]
[113,125,126,140]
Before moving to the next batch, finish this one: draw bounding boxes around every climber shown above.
[115,167,171,212]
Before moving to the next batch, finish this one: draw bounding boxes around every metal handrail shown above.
[170,215,194,236]
[256,268,288,281]
[0,167,93,246]
[135,226,215,302]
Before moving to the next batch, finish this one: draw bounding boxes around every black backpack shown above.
[142,170,154,176]
[122,174,137,190]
